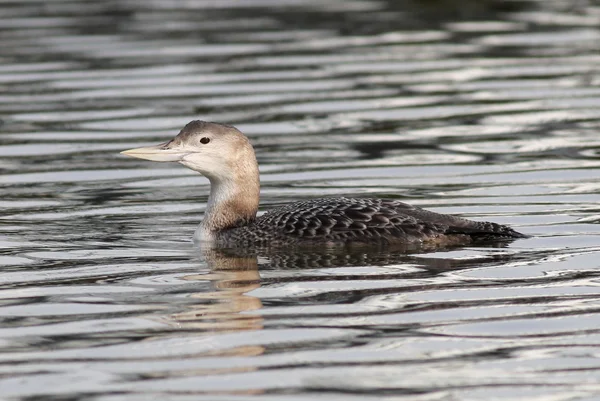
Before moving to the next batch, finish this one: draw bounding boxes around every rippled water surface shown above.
[2,0,600,399]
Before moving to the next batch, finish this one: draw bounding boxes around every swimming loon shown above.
[121,121,527,248]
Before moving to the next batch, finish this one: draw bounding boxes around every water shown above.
[1,0,600,399]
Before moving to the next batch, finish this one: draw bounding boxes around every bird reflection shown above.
[201,239,518,270]
[165,240,520,337]
[169,251,263,335]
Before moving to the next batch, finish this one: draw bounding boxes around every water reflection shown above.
[173,251,263,333]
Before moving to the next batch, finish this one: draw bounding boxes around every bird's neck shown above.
[198,172,260,240]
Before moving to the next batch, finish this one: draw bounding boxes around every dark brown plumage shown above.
[216,197,527,248]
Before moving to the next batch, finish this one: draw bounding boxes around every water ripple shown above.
[2,0,600,400]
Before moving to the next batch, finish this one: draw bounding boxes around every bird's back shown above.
[215,197,527,248]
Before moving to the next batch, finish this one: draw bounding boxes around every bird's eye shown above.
[200,137,210,144]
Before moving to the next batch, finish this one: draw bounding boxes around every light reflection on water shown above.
[1,0,600,400]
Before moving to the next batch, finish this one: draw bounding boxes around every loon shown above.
[121,120,528,248]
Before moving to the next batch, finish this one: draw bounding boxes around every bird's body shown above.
[121,121,527,249]
[208,197,526,248]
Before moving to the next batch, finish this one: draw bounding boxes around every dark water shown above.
[2,0,600,399]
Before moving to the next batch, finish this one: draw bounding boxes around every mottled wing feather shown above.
[217,198,526,247]
[248,198,526,245]
[384,200,527,239]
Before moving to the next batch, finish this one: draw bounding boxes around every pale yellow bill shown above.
[120,144,187,162]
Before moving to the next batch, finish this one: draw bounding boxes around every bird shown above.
[121,120,528,249]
